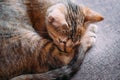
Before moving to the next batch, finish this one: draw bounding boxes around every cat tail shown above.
[10,45,86,80]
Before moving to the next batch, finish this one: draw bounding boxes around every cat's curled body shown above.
[0,0,103,80]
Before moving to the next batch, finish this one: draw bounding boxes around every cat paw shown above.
[81,24,97,51]
[87,24,97,33]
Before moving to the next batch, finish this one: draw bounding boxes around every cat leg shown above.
[81,24,97,52]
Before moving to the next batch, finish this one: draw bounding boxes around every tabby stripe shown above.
[48,44,55,54]
[47,44,56,69]
[41,40,51,49]
[37,40,52,67]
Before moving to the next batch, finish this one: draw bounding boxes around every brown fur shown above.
[0,0,103,80]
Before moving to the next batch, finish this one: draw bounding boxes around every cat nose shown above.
[59,37,67,43]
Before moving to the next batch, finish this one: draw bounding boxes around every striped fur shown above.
[0,0,103,80]
[46,0,87,53]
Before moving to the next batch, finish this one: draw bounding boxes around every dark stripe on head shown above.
[64,0,85,41]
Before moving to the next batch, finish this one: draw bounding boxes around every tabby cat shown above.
[0,0,103,80]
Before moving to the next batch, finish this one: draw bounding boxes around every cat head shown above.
[46,1,103,53]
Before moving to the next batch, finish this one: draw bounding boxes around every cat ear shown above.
[84,7,104,23]
[48,15,55,23]
[47,8,66,27]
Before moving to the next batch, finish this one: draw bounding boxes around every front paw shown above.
[81,24,97,51]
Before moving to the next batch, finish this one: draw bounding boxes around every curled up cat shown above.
[10,24,98,80]
[0,0,103,80]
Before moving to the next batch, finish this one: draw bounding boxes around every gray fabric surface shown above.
[71,0,120,80]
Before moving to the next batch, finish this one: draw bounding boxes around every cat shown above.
[10,24,98,80]
[0,0,103,80]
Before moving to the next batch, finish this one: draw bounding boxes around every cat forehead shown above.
[47,1,85,26]
[65,2,85,25]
